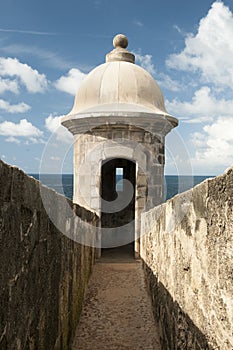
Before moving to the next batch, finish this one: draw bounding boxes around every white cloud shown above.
[0,99,30,113]
[25,137,45,144]
[135,53,155,75]
[166,2,233,89]
[0,118,43,137]
[133,20,143,27]
[191,132,206,148]
[191,116,233,170]
[166,86,233,122]
[173,25,188,37]
[0,28,57,36]
[0,78,19,94]
[1,44,83,71]
[183,116,213,124]
[157,73,181,92]
[55,68,86,95]
[164,2,233,173]
[45,114,73,143]
[50,156,61,161]
[135,53,180,91]
[45,115,62,133]
[5,136,20,144]
[0,57,48,93]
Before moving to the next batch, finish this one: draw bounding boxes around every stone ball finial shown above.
[106,34,134,63]
[113,34,128,49]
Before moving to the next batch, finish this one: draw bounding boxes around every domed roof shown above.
[62,34,178,134]
[68,34,169,116]
[68,61,168,115]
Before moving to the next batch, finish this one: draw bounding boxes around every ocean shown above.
[30,174,213,201]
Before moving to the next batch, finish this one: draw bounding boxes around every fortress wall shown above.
[141,166,233,350]
[0,160,98,350]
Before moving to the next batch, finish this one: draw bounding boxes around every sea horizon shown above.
[29,174,214,201]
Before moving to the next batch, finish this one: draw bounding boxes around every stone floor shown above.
[72,247,161,350]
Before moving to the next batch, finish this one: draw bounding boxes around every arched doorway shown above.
[101,158,136,258]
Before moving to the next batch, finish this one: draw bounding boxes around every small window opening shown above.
[116,167,123,191]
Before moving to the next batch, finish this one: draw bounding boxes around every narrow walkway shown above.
[72,250,161,350]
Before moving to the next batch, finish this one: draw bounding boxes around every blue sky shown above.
[0,0,233,175]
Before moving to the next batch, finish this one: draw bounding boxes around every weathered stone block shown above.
[141,166,233,349]
[0,160,98,350]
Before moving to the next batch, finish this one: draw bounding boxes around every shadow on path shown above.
[100,243,135,262]
[72,255,161,350]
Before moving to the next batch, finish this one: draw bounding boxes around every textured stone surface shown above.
[141,166,233,349]
[0,160,98,350]
[72,125,165,211]
[72,260,161,350]
[71,124,166,256]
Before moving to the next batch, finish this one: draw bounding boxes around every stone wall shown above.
[73,125,164,211]
[0,160,98,350]
[73,124,164,254]
[141,166,233,349]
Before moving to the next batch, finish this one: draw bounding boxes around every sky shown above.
[0,0,233,175]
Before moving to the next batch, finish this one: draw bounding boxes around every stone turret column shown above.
[62,34,178,256]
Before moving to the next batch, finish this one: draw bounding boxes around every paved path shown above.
[72,258,161,350]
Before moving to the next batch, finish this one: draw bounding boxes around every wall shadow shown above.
[101,243,135,261]
[142,260,215,350]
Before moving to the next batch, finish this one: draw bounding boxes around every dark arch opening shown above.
[100,158,136,259]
